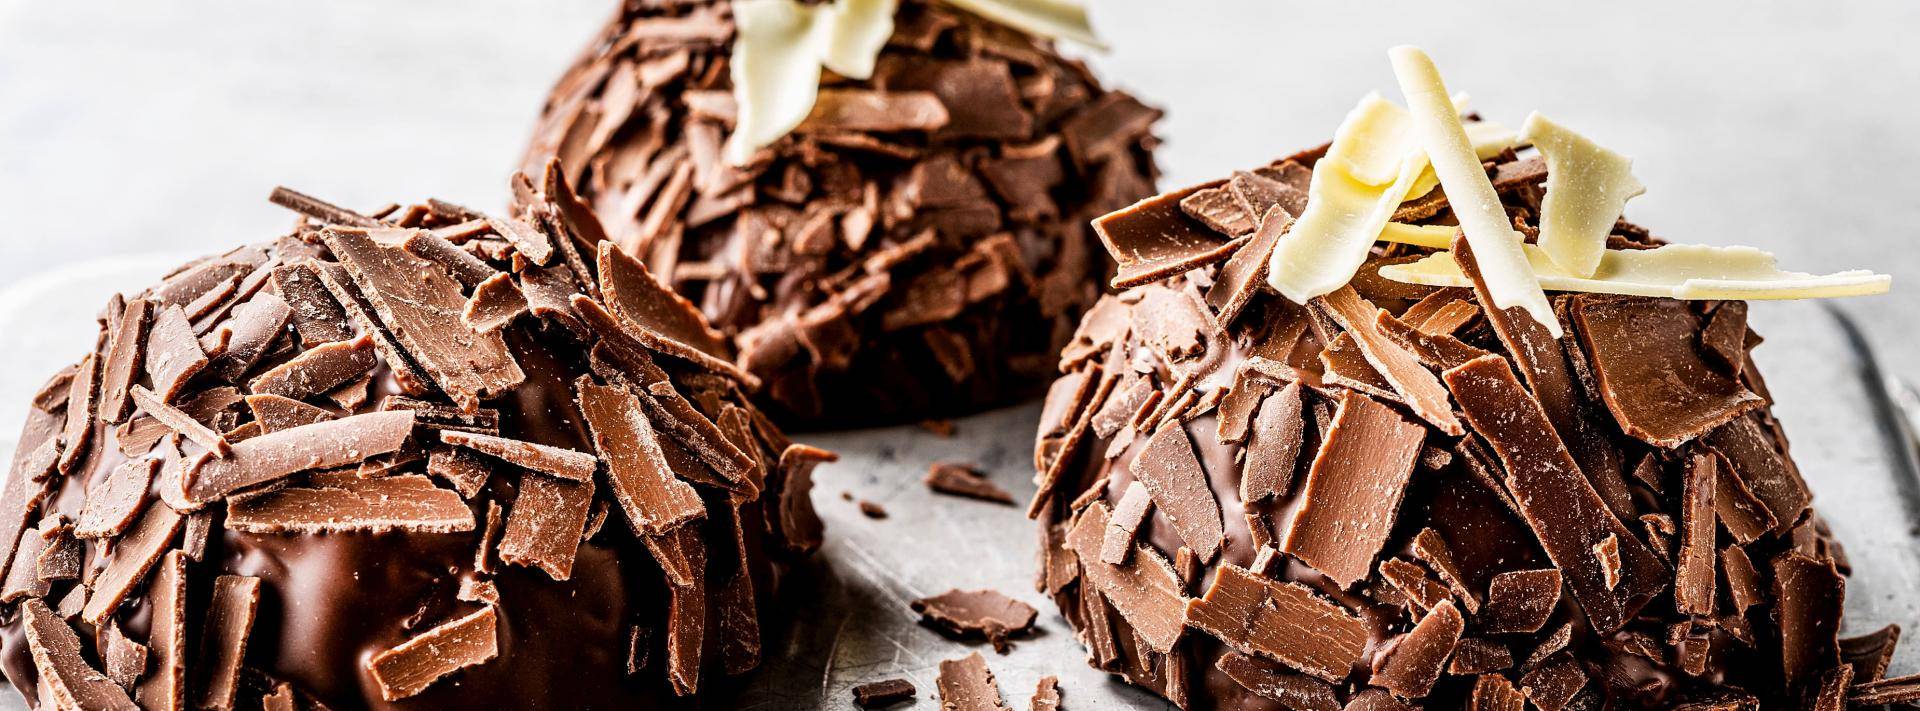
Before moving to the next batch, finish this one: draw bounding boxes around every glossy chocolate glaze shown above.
[0,234,812,710]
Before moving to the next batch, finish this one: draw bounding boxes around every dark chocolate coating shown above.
[520,0,1160,427]
[0,222,818,709]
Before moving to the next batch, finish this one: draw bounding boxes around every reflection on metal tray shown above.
[0,267,1913,710]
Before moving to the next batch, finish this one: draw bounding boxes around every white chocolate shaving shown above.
[1521,112,1646,278]
[727,0,1100,164]
[942,0,1104,49]
[1379,223,1457,249]
[1390,46,1560,337]
[728,0,895,164]
[1264,93,1428,304]
[1376,243,1891,301]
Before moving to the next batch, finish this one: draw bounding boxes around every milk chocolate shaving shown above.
[587,341,756,489]
[1471,674,1527,711]
[1315,287,1462,434]
[1380,557,1453,614]
[1443,355,1664,632]
[1095,182,1245,288]
[1206,209,1292,326]
[1852,673,1920,705]
[181,410,416,506]
[926,462,1015,505]
[427,446,492,499]
[195,575,260,710]
[1450,638,1514,676]
[1675,452,1718,615]
[577,380,705,534]
[1132,422,1224,562]
[1707,415,1807,534]
[1214,651,1339,711]
[462,272,528,333]
[366,605,500,701]
[1519,653,1587,711]
[268,186,379,227]
[272,264,353,347]
[574,295,756,387]
[597,242,728,359]
[1699,301,1748,375]
[1282,390,1424,587]
[1842,624,1901,683]
[1773,551,1843,690]
[103,622,149,691]
[852,678,916,708]
[1183,563,1369,683]
[1182,185,1254,236]
[135,550,187,711]
[244,394,335,433]
[1064,502,1187,653]
[144,305,209,406]
[662,525,707,696]
[74,458,156,539]
[440,430,597,483]
[1241,381,1304,503]
[935,652,1011,711]
[99,298,153,424]
[1374,310,1490,371]
[1101,481,1153,565]
[1029,676,1062,711]
[1572,296,1762,447]
[401,230,497,288]
[57,352,100,475]
[32,522,79,582]
[1480,568,1561,635]
[247,334,377,400]
[131,385,230,456]
[1712,449,1776,544]
[1455,238,1630,518]
[207,292,292,381]
[0,516,55,602]
[22,599,139,711]
[497,471,594,581]
[81,504,183,624]
[910,589,1038,653]
[1369,599,1464,698]
[1346,689,1419,711]
[323,229,525,409]
[226,474,475,534]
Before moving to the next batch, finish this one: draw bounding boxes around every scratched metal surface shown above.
[0,274,1916,710]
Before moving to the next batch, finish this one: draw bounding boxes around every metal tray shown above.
[0,267,1913,710]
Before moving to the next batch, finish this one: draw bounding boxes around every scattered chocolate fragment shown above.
[852,678,916,708]
[911,589,1039,653]
[935,652,1011,711]
[926,462,1015,504]
[1849,672,1920,705]
[1029,675,1062,711]
[1448,638,1513,675]
[1469,675,1526,711]
[857,499,888,519]
[135,551,187,710]
[366,606,500,702]
[1101,480,1152,565]
[102,622,149,691]
[272,263,353,347]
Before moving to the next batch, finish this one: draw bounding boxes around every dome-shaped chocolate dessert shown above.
[1030,48,1897,710]
[0,184,828,709]
[521,0,1160,426]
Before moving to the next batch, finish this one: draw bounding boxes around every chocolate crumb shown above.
[857,500,888,519]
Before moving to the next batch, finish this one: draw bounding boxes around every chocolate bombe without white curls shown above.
[521,0,1161,426]
[1029,145,1895,709]
[0,185,828,710]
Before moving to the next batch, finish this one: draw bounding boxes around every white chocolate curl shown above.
[1521,112,1646,278]
[1389,45,1561,338]
[1377,243,1891,301]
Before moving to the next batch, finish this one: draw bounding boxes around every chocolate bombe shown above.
[520,0,1161,426]
[0,186,828,710]
[1029,145,1892,709]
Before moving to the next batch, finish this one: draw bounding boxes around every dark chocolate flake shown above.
[852,678,916,708]
[462,272,528,333]
[1572,296,1762,447]
[98,298,154,424]
[910,589,1038,653]
[1064,502,1187,653]
[1479,568,1561,634]
[1214,651,1339,711]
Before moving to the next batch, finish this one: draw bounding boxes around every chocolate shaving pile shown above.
[1031,138,1877,708]
[521,0,1160,426]
[0,186,826,709]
